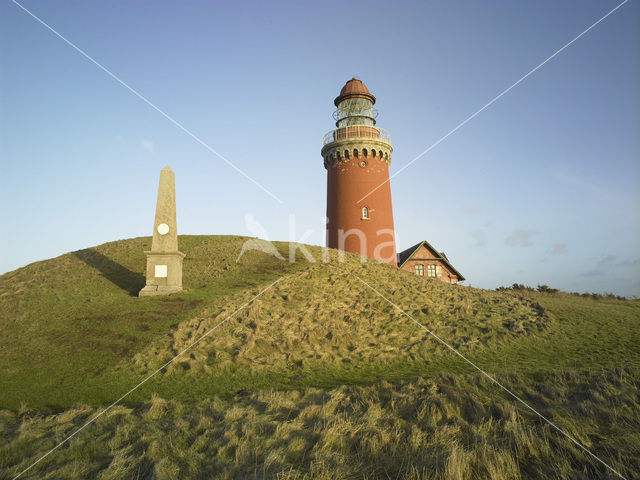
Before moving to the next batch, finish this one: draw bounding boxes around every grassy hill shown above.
[0,235,638,479]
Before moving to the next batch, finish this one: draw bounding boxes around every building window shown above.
[362,206,369,219]
[415,264,424,276]
[427,264,436,277]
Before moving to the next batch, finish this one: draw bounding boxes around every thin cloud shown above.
[579,254,616,277]
[580,255,639,277]
[462,206,483,215]
[615,258,640,268]
[546,243,567,255]
[505,229,535,247]
[550,167,605,197]
[472,229,487,247]
[141,139,155,153]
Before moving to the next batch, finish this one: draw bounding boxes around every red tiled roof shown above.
[334,77,376,106]
[397,240,465,281]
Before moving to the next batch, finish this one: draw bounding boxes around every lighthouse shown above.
[322,78,397,265]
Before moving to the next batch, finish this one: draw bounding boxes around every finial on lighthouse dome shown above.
[334,77,376,106]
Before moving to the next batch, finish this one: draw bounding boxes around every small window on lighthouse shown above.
[362,206,369,219]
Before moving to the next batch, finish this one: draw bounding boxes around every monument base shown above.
[138,285,183,296]
[138,250,185,297]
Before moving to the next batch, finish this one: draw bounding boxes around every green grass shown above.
[0,235,309,410]
[477,294,640,377]
[0,235,639,479]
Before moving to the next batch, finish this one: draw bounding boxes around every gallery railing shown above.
[322,126,390,146]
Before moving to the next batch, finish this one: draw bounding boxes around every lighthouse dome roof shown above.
[334,77,376,106]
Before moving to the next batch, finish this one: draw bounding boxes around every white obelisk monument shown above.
[139,166,185,296]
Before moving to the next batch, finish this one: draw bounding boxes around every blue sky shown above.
[1,0,638,296]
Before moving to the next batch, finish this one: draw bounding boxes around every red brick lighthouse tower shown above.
[322,78,397,265]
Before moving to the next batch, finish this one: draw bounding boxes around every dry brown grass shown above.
[131,246,550,377]
[1,368,637,479]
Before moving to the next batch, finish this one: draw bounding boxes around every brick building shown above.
[397,240,465,284]
[322,78,397,265]
[321,80,466,282]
